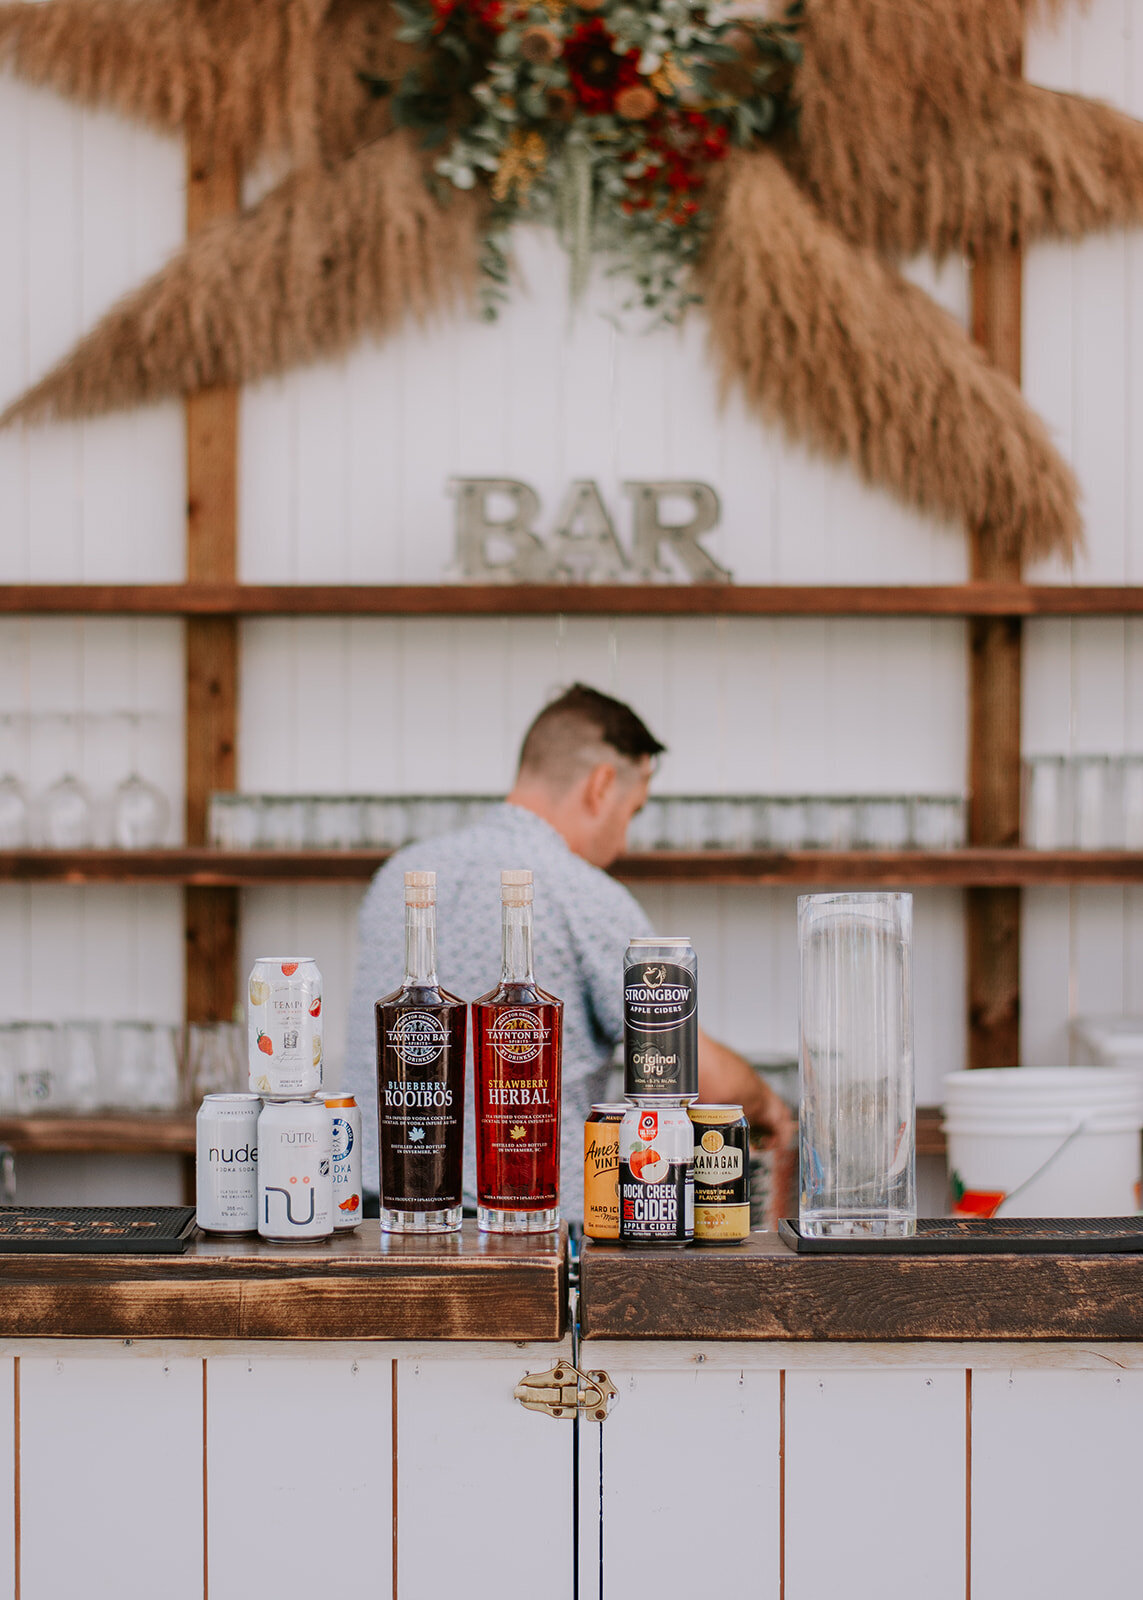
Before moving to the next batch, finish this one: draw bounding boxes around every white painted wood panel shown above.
[207,1354,392,1600]
[972,1368,1143,1599]
[0,1360,15,1600]
[19,1354,202,1600]
[396,1350,574,1600]
[784,1369,966,1600]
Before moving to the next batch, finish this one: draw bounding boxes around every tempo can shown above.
[618,1103,694,1245]
[247,957,323,1099]
[583,1104,626,1241]
[324,1092,363,1230]
[623,937,698,1101]
[196,1093,261,1235]
[688,1104,751,1244]
[257,1097,333,1242]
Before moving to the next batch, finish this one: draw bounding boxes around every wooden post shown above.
[967,245,1024,1069]
[184,134,240,1029]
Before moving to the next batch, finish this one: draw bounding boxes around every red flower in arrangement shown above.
[564,19,641,115]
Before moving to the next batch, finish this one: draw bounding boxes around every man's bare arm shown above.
[696,1028,795,1151]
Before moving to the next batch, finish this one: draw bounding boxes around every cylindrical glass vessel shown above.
[473,869,563,1233]
[798,892,915,1237]
[375,871,466,1233]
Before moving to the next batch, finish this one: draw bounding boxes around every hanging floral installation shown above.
[2,0,1143,561]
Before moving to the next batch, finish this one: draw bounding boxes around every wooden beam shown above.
[184,130,240,1025]
[968,245,1025,1070]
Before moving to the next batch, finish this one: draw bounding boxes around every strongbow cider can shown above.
[583,1104,626,1241]
[248,957,323,1099]
[619,1104,694,1244]
[196,1093,261,1235]
[623,937,698,1101]
[688,1104,751,1243]
[325,1092,363,1230]
[257,1098,333,1242]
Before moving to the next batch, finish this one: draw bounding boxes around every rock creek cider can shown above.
[618,1103,694,1245]
[248,957,323,1099]
[688,1104,751,1243]
[196,1092,261,1235]
[583,1103,626,1241]
[623,937,698,1100]
[324,1092,363,1230]
[257,1097,333,1242]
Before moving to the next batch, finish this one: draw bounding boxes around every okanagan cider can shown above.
[248,957,323,1099]
[196,1093,261,1235]
[618,1103,694,1245]
[257,1097,333,1242]
[583,1104,626,1241]
[689,1104,751,1243]
[623,937,698,1100]
[324,1093,363,1230]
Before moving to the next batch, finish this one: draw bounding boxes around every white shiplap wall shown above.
[0,0,1139,1199]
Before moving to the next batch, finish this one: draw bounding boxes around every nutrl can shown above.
[324,1092,363,1230]
[618,1103,694,1245]
[248,957,323,1099]
[583,1104,626,1241]
[196,1093,261,1235]
[623,937,698,1101]
[688,1104,751,1243]
[257,1097,333,1242]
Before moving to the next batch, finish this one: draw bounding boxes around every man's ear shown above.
[583,762,617,816]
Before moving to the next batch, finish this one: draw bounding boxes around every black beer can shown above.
[623,937,698,1101]
[688,1104,751,1243]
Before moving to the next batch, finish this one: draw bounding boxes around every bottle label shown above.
[487,1008,550,1065]
[388,1011,447,1067]
[624,961,697,1098]
[618,1106,694,1242]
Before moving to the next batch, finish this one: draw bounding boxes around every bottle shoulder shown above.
[472,983,563,1010]
[375,984,467,1010]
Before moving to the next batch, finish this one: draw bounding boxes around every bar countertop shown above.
[0,1222,568,1342]
[579,1231,1143,1341]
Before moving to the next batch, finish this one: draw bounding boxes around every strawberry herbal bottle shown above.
[375,870,466,1233]
[474,869,563,1233]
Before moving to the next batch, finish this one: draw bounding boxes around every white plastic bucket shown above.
[942,1067,1143,1217]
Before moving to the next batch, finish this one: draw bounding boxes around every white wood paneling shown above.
[784,1369,966,1600]
[207,1354,392,1600]
[972,1368,1143,1599]
[19,1354,202,1600]
[396,1350,574,1600]
[0,1361,14,1600]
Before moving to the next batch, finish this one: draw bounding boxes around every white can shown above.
[324,1093,363,1230]
[247,957,323,1099]
[257,1097,333,1242]
[196,1093,261,1235]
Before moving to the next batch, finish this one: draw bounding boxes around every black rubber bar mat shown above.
[779,1216,1143,1254]
[0,1205,197,1254]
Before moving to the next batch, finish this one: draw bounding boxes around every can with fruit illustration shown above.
[618,1103,694,1245]
[583,1103,626,1241]
[324,1092,363,1230]
[688,1104,751,1243]
[247,957,323,1099]
[257,1097,333,1242]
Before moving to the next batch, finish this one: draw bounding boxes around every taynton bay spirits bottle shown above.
[473,869,563,1233]
[375,871,466,1233]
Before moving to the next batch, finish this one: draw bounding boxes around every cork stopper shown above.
[500,868,534,906]
[404,870,436,906]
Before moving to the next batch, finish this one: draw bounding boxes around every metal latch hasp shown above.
[514,1362,618,1422]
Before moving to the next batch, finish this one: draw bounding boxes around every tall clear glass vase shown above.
[798,892,915,1238]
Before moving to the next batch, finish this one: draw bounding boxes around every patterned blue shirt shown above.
[344,802,652,1221]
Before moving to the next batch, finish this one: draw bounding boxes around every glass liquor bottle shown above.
[473,869,563,1233]
[375,871,466,1233]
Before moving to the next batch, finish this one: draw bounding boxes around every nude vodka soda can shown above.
[618,1103,694,1244]
[623,937,698,1101]
[257,1097,333,1242]
[248,957,323,1099]
[324,1092,363,1230]
[196,1092,261,1235]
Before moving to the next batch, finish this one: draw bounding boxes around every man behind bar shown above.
[344,683,792,1223]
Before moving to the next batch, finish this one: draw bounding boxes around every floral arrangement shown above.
[390,0,802,319]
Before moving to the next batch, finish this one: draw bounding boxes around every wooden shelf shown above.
[0,1113,196,1155]
[3,847,1142,887]
[3,583,1143,617]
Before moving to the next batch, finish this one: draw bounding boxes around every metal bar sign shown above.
[449,478,732,583]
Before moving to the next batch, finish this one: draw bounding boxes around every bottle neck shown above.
[500,901,535,985]
[403,901,438,987]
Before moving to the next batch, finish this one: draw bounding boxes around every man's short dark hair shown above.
[517,684,666,788]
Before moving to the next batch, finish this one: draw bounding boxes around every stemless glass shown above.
[38,774,91,848]
[798,892,915,1238]
[112,772,171,849]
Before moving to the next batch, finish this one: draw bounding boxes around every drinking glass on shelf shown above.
[257,796,310,849]
[13,1022,62,1113]
[111,772,170,849]
[856,797,911,850]
[1074,755,1121,849]
[361,798,408,849]
[309,797,364,849]
[1123,757,1143,850]
[711,797,755,851]
[209,793,260,850]
[0,775,28,848]
[768,797,807,849]
[0,1026,20,1114]
[37,773,92,848]
[185,1022,247,1101]
[1022,756,1072,849]
[909,796,967,850]
[58,1021,102,1112]
[102,1022,182,1110]
[804,798,857,850]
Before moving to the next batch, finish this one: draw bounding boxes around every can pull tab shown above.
[513,1362,618,1422]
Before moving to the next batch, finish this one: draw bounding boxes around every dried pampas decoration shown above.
[3,0,1143,559]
